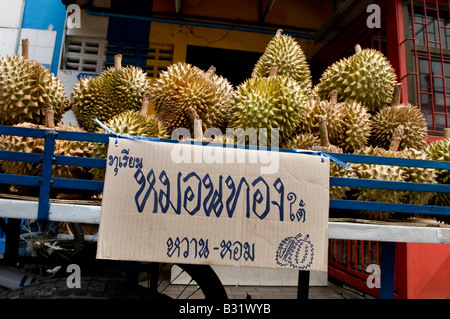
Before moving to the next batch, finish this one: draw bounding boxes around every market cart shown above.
[0,124,449,299]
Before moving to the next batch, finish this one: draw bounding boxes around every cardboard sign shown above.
[97,138,330,271]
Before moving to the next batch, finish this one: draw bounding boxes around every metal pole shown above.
[380,242,396,299]
[297,270,310,299]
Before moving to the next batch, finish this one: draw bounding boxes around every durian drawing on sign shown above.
[276,233,314,269]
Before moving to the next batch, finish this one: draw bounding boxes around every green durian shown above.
[370,84,428,151]
[0,39,67,125]
[316,44,397,113]
[300,91,346,145]
[88,97,169,180]
[70,54,151,132]
[426,137,450,224]
[350,146,407,220]
[149,62,233,135]
[0,107,91,196]
[227,70,309,146]
[335,100,372,153]
[252,29,312,97]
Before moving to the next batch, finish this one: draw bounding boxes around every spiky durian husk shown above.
[203,72,233,131]
[390,148,436,207]
[0,55,67,125]
[350,146,407,220]
[426,138,450,224]
[316,48,397,113]
[70,65,150,132]
[335,100,372,153]
[370,104,428,150]
[149,62,232,135]
[300,99,346,144]
[281,132,320,150]
[228,75,308,146]
[0,122,91,195]
[251,32,312,97]
[89,110,168,180]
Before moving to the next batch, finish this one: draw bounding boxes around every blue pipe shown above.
[86,0,313,39]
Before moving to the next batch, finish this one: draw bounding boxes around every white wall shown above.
[0,0,26,57]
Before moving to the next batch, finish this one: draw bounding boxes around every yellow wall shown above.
[148,0,335,66]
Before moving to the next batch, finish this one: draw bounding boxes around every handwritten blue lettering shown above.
[133,169,306,222]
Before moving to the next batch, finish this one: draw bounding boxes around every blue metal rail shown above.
[0,124,449,221]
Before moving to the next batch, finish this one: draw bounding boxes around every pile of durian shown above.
[0,33,448,224]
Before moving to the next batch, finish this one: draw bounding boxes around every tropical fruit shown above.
[252,29,312,97]
[426,137,450,224]
[350,146,407,220]
[0,38,67,125]
[149,62,233,135]
[227,69,309,146]
[370,84,428,151]
[301,90,371,153]
[0,105,91,196]
[88,95,168,180]
[316,44,397,113]
[70,54,151,132]
[300,91,346,145]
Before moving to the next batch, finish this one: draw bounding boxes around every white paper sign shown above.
[97,138,330,271]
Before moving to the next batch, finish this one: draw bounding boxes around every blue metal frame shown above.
[0,124,449,220]
[0,124,449,299]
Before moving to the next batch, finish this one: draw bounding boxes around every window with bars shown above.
[106,42,173,78]
[62,37,173,78]
[404,0,450,135]
[62,36,107,74]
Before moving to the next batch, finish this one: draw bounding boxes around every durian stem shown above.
[389,124,404,152]
[391,83,402,107]
[44,104,55,129]
[444,128,450,140]
[355,44,362,54]
[269,66,278,77]
[204,65,216,80]
[140,90,151,116]
[186,107,203,141]
[318,116,331,147]
[22,38,29,60]
[330,89,338,104]
[114,54,122,69]
[275,29,283,37]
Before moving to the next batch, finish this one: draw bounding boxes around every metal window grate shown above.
[62,36,107,74]
[402,0,450,135]
[105,42,173,77]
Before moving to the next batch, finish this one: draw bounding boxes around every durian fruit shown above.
[335,100,372,153]
[426,137,450,224]
[252,29,312,97]
[0,104,92,196]
[286,115,351,200]
[0,38,68,125]
[300,90,371,153]
[70,54,151,132]
[227,67,309,146]
[300,90,346,144]
[88,92,169,181]
[350,145,407,220]
[390,147,436,207]
[370,83,428,151]
[281,132,320,150]
[149,62,233,135]
[316,44,397,113]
